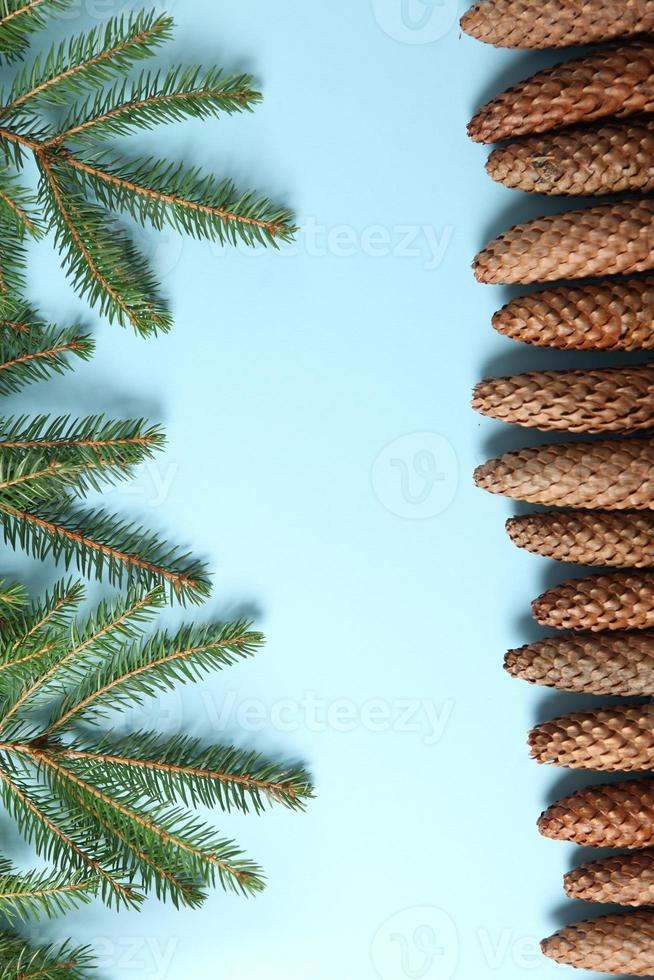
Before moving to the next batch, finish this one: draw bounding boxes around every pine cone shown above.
[530,703,654,771]
[538,777,654,847]
[492,277,654,351]
[533,571,654,631]
[461,0,654,48]
[542,911,654,975]
[473,365,654,432]
[565,850,654,906]
[506,511,654,566]
[468,41,654,143]
[486,119,654,195]
[505,631,654,695]
[474,438,654,509]
[474,200,654,285]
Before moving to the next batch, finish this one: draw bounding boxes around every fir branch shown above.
[0,587,163,730]
[0,170,41,237]
[0,750,139,908]
[0,6,295,329]
[45,620,264,731]
[0,217,26,313]
[33,751,265,896]
[1,10,173,115]
[0,932,94,979]
[0,583,312,909]
[0,503,211,603]
[64,151,297,246]
[0,326,92,394]
[0,859,97,922]
[0,414,164,462]
[0,1,73,63]
[46,67,262,146]
[37,155,171,336]
[60,733,314,813]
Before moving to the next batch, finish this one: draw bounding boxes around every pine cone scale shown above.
[506,511,654,566]
[492,277,654,350]
[565,850,654,906]
[542,911,654,975]
[538,778,654,848]
[475,438,654,509]
[530,704,654,771]
[468,42,654,143]
[461,0,654,49]
[473,365,654,432]
[505,631,654,695]
[533,572,654,632]
[486,120,654,196]
[474,200,654,285]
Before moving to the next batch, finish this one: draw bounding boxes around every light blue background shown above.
[7,2,628,978]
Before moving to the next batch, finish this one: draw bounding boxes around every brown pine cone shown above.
[486,119,654,196]
[461,0,654,48]
[542,911,654,974]
[565,850,654,906]
[506,511,654,566]
[492,277,654,351]
[505,631,654,695]
[473,365,654,433]
[468,41,654,143]
[474,438,654,509]
[533,571,654,631]
[538,777,654,847]
[474,200,654,285]
[529,703,654,771]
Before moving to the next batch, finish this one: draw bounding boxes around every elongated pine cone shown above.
[474,438,654,509]
[506,511,654,567]
[538,777,654,847]
[468,41,654,143]
[542,911,654,975]
[565,850,654,906]
[461,0,654,48]
[492,277,654,351]
[505,631,654,695]
[474,200,654,285]
[530,703,654,771]
[473,365,654,433]
[487,119,654,196]
[533,572,654,631]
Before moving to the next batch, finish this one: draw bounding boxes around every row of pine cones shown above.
[465,1,654,974]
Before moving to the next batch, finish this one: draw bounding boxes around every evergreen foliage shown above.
[0,3,295,334]
[0,312,211,602]
[0,581,313,911]
[0,930,93,979]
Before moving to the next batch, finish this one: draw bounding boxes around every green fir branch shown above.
[0,931,94,979]
[47,67,262,146]
[0,582,312,909]
[46,619,264,730]
[0,502,212,603]
[0,858,97,922]
[1,10,173,116]
[0,1,74,63]
[0,5,295,331]
[38,156,171,336]
[61,732,314,813]
[0,323,92,394]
